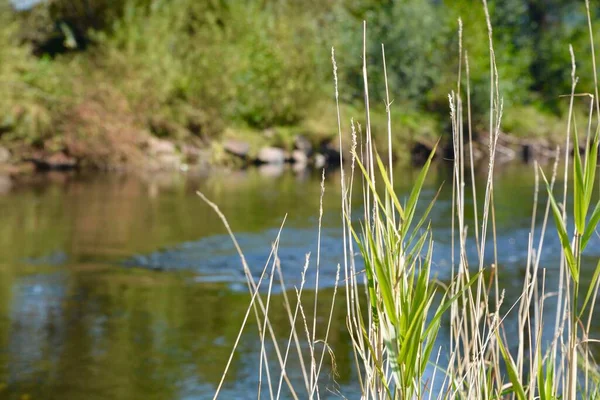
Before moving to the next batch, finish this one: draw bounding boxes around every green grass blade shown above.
[545,359,554,400]
[398,289,433,363]
[537,347,547,400]
[354,153,397,225]
[582,200,600,251]
[405,228,430,269]
[540,168,578,283]
[351,224,380,325]
[366,229,398,326]
[406,185,443,250]
[359,324,394,399]
[497,334,527,400]
[573,127,586,234]
[402,141,438,238]
[423,271,481,339]
[584,131,599,208]
[375,151,405,220]
[580,258,600,317]
[422,317,442,375]
[381,320,401,390]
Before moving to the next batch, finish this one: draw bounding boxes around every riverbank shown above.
[0,91,573,181]
[0,108,573,191]
[0,0,592,185]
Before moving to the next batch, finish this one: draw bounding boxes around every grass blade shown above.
[573,124,587,234]
[375,151,405,220]
[497,334,527,400]
[540,168,578,283]
[582,200,600,251]
[354,153,397,225]
[584,127,599,209]
[580,258,600,317]
[402,141,438,238]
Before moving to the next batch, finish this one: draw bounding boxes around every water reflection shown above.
[0,264,352,399]
[0,163,597,399]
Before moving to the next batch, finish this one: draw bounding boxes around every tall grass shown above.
[204,1,600,399]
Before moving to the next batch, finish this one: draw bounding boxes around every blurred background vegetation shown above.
[0,0,597,165]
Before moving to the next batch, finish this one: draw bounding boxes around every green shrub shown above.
[335,0,450,105]
[0,3,68,145]
[93,0,329,134]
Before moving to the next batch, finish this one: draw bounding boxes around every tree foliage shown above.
[2,0,600,143]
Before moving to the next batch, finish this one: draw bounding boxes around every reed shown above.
[205,1,600,398]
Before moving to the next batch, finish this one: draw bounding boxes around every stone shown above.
[29,152,77,170]
[291,150,308,165]
[223,139,250,158]
[313,153,326,169]
[257,147,286,164]
[182,144,202,164]
[193,149,212,169]
[146,137,176,156]
[294,135,312,155]
[47,152,77,169]
[3,162,35,175]
[0,146,10,164]
[156,153,181,170]
[142,137,184,170]
[320,139,342,165]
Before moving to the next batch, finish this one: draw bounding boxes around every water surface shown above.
[0,163,598,399]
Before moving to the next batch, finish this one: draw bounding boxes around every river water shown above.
[0,163,598,399]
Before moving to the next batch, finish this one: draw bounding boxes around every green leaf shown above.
[353,153,397,226]
[405,227,430,269]
[540,168,579,283]
[582,200,600,251]
[545,359,554,400]
[497,334,527,400]
[375,152,405,220]
[381,320,401,389]
[351,224,380,324]
[422,271,480,339]
[359,324,394,399]
[537,348,547,400]
[573,127,586,235]
[406,185,443,250]
[584,129,599,209]
[366,228,398,326]
[398,285,432,362]
[402,141,438,239]
[580,258,600,317]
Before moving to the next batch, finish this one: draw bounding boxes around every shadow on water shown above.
[0,163,598,398]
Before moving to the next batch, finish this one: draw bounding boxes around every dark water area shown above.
[0,163,599,399]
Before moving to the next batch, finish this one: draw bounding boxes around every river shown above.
[0,163,598,399]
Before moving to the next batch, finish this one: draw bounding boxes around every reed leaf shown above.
[353,153,397,226]
[375,151,405,221]
[498,334,527,400]
[541,168,579,283]
[582,200,600,251]
[584,129,599,208]
[573,126,587,235]
[402,141,438,239]
[580,258,600,317]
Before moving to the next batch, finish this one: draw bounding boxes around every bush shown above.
[0,2,68,145]
[3,0,600,157]
[93,0,329,134]
[335,0,450,105]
